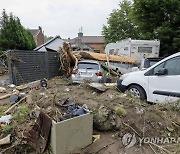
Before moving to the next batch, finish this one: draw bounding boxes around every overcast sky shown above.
[1,0,121,39]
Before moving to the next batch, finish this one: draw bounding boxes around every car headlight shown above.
[120,73,129,80]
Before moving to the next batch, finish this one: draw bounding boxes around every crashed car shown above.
[71,60,104,83]
[117,52,180,103]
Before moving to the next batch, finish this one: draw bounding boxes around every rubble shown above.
[24,111,52,153]
[0,76,179,154]
[0,87,6,93]
[89,83,107,92]
[0,134,11,146]
[0,115,12,125]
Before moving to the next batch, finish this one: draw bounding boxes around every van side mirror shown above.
[155,68,167,76]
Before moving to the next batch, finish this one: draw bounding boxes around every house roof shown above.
[28,29,40,37]
[34,35,62,51]
[80,36,104,44]
[65,36,104,44]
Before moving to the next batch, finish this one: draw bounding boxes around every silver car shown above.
[71,60,103,83]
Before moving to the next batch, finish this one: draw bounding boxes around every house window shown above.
[109,49,114,54]
[115,49,119,55]
[138,47,152,53]
[94,50,100,53]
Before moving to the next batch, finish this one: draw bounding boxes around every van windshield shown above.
[78,62,99,70]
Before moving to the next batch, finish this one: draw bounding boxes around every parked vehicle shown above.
[71,60,103,83]
[139,57,164,70]
[117,52,180,103]
[105,62,139,74]
[105,38,160,60]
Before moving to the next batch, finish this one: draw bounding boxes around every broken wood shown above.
[0,87,6,93]
[26,95,32,104]
[4,97,26,114]
[0,134,11,145]
[73,51,137,64]
[89,83,107,92]
[58,42,78,75]
[0,94,11,100]
[101,63,119,76]
[16,85,28,91]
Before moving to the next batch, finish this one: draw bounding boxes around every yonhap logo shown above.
[122,133,180,148]
[122,133,136,148]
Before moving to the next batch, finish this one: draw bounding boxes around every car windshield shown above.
[149,61,158,66]
[144,60,159,68]
[78,62,99,70]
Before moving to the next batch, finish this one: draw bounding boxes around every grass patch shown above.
[31,91,43,102]
[0,105,10,117]
[96,96,105,102]
[13,105,29,123]
[2,125,13,133]
[115,105,127,116]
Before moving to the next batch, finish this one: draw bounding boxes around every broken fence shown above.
[8,50,61,85]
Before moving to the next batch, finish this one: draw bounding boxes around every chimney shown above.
[78,32,83,37]
[78,26,83,37]
[38,26,42,32]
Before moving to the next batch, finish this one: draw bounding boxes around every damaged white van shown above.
[117,52,180,103]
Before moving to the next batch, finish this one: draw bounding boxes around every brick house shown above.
[67,32,105,53]
[29,26,45,47]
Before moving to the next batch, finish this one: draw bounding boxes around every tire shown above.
[128,85,146,101]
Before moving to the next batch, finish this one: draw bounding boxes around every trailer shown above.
[105,38,160,60]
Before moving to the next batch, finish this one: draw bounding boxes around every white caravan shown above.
[105,38,160,60]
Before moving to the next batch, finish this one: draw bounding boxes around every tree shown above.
[133,0,180,56]
[102,0,139,44]
[44,35,53,42]
[0,9,36,50]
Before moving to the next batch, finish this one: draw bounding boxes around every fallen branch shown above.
[150,142,172,154]
[4,97,26,114]
[149,143,158,154]
[0,144,16,153]
[0,94,11,100]
[122,122,141,137]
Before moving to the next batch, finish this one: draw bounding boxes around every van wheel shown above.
[128,85,146,101]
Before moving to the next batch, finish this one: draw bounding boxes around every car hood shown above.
[120,70,146,80]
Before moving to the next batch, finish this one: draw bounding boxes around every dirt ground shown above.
[0,75,180,154]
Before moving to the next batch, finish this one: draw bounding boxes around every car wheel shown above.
[128,85,146,101]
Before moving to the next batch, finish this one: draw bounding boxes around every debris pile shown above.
[57,42,137,76]
[58,42,78,75]
[0,76,180,154]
